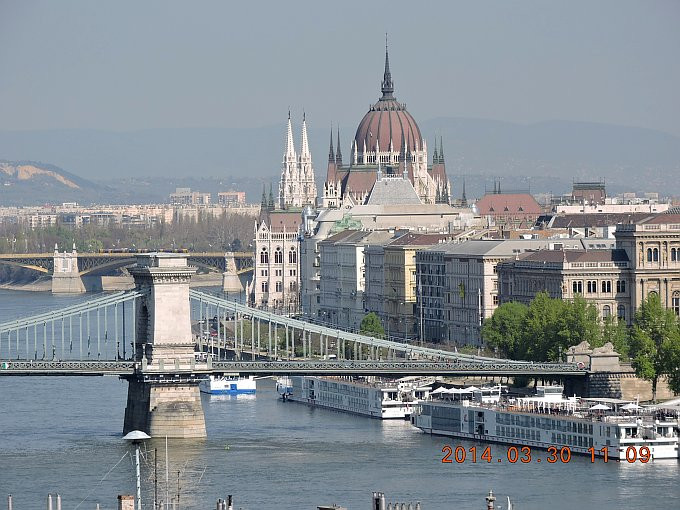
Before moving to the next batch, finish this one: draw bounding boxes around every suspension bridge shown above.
[0,253,585,438]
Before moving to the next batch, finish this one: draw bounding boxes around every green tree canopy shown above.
[481,301,528,359]
[628,293,680,400]
[359,312,385,339]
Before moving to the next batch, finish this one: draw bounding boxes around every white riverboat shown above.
[285,375,433,419]
[411,385,679,460]
[199,374,256,395]
[276,376,293,398]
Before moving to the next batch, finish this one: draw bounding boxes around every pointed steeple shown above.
[284,110,296,161]
[439,136,445,164]
[261,184,267,207]
[335,127,342,165]
[380,34,394,100]
[433,136,439,163]
[328,124,335,163]
[268,183,274,209]
[300,111,311,160]
[461,178,468,207]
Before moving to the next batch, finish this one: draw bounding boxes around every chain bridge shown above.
[0,253,585,438]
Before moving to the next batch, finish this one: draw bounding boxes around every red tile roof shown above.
[475,193,542,216]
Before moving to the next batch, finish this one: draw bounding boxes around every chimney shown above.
[227,495,233,510]
[118,495,135,510]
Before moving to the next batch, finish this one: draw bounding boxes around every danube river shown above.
[1,290,678,509]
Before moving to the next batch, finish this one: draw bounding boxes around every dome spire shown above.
[381,33,394,100]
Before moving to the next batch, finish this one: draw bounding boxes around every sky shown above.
[1,0,679,136]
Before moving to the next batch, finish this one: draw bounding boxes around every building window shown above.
[261,269,268,276]
[274,247,283,264]
[289,269,296,276]
[671,248,678,262]
[573,281,583,294]
[647,248,653,262]
[260,249,269,264]
[493,295,499,306]
[587,280,597,293]
[601,281,611,293]
[602,305,611,318]
[275,281,282,292]
[617,305,625,320]
[616,280,626,293]
[673,292,680,316]
[261,281,268,293]
[290,281,297,291]
[653,248,659,262]
[289,247,297,264]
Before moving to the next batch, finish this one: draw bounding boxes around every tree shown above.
[481,301,528,358]
[601,316,629,359]
[628,294,680,401]
[560,295,602,349]
[359,312,385,339]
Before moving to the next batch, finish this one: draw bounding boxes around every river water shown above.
[1,290,678,509]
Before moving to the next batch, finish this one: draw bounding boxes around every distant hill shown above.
[0,118,678,204]
[0,160,108,206]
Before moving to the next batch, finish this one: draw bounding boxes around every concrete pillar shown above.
[52,243,85,294]
[221,252,244,292]
[123,253,206,438]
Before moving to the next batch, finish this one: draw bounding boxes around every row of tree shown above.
[481,293,680,399]
[0,210,254,254]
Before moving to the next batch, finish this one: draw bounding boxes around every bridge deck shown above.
[0,360,587,377]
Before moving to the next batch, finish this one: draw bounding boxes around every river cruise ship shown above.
[411,385,679,460]
[286,376,433,419]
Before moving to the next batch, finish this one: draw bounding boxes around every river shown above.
[0,290,678,509]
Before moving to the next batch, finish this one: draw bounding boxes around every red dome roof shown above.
[354,99,422,156]
[353,46,424,157]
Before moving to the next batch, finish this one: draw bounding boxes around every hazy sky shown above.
[1,0,679,136]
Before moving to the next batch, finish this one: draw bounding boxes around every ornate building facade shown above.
[250,115,317,311]
[322,46,451,208]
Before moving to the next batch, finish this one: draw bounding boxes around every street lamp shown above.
[123,430,151,510]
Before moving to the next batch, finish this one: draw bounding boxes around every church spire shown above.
[439,136,445,164]
[381,34,394,100]
[335,127,343,165]
[285,110,296,161]
[300,112,310,158]
[433,136,439,163]
[328,124,335,163]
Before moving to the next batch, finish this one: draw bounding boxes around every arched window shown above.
[616,280,626,293]
[274,247,283,264]
[673,292,680,316]
[672,248,677,262]
[647,248,653,262]
[275,281,283,292]
[653,248,659,262]
[288,247,297,264]
[260,249,269,264]
[601,281,611,293]
[602,305,611,318]
[617,305,625,320]
[289,281,297,291]
[261,281,268,293]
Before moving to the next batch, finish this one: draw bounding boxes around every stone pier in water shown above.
[123,253,206,438]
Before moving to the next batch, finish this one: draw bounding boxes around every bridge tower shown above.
[52,243,86,294]
[221,251,244,292]
[123,253,206,438]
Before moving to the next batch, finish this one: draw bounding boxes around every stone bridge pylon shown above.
[52,243,85,294]
[122,253,206,438]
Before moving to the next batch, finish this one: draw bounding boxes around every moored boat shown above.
[199,374,257,395]
[285,375,433,419]
[411,385,679,460]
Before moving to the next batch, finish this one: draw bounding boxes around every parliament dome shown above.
[353,47,424,157]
